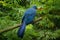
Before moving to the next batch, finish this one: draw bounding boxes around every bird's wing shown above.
[22,8,36,23]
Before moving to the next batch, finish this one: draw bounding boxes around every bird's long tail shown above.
[17,21,26,38]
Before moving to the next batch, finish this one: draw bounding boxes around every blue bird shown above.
[17,6,42,38]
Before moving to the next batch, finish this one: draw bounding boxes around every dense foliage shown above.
[0,0,60,40]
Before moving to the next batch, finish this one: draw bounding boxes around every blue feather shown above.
[22,8,36,24]
[17,6,37,38]
[17,21,26,38]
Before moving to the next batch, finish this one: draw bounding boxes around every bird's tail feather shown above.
[17,21,26,38]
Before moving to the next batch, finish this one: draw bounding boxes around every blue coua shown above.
[17,6,42,38]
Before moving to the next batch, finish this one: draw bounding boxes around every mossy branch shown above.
[0,17,42,34]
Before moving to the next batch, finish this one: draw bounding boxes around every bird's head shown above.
[32,6,43,10]
[32,6,37,9]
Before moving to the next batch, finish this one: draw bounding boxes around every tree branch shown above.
[0,17,42,34]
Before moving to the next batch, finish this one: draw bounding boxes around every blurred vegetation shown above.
[0,0,60,40]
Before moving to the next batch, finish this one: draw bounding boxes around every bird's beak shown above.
[37,7,43,10]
